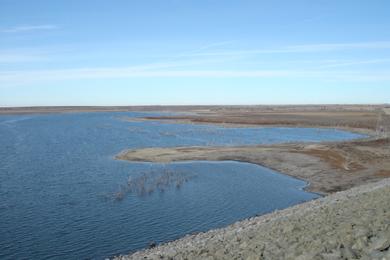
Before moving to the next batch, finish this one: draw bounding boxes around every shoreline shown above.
[116,105,389,194]
[119,115,376,136]
[115,178,390,259]
[2,105,389,258]
[114,107,390,258]
[116,137,389,195]
[0,104,387,114]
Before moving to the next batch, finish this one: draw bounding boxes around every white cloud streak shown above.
[185,41,390,57]
[0,52,49,63]
[1,40,390,86]
[0,68,295,84]
[1,24,58,33]
[317,59,390,68]
[1,66,390,86]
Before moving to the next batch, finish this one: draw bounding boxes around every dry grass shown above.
[375,170,390,177]
[300,149,365,172]
[144,110,380,131]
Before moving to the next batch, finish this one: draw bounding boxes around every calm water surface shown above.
[0,112,365,259]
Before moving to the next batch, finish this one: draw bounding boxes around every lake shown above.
[0,112,365,259]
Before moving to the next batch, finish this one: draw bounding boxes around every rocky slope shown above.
[115,179,390,260]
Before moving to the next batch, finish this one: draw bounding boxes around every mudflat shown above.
[117,104,390,194]
[117,138,390,195]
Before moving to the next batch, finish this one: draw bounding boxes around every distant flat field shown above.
[144,110,379,132]
[0,105,386,131]
[135,105,388,133]
[0,104,385,114]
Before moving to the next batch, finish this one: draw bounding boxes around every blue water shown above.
[0,112,365,259]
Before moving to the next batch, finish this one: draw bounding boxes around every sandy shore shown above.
[115,178,390,260]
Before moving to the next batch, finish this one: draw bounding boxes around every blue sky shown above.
[1,0,390,106]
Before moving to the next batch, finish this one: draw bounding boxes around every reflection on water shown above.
[0,112,365,259]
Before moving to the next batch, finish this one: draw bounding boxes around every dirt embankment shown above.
[115,179,390,260]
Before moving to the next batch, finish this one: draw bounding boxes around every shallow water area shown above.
[0,112,365,259]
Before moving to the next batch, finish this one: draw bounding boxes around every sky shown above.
[0,0,390,106]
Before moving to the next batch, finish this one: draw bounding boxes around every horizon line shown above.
[1,103,389,108]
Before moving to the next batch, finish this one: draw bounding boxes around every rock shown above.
[294,252,316,260]
[368,250,386,259]
[320,251,342,260]
[148,241,157,249]
[370,234,390,251]
[384,250,390,259]
[239,241,248,249]
[213,249,225,259]
[163,248,177,258]
[245,255,261,260]
[352,236,368,251]
[340,246,358,259]
[147,253,163,260]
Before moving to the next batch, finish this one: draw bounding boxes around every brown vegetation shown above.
[375,170,390,177]
[135,105,385,133]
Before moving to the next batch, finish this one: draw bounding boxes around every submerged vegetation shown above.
[112,169,196,201]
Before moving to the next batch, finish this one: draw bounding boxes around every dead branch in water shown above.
[112,169,196,201]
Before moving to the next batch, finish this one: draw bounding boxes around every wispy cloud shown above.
[0,52,49,63]
[0,67,295,84]
[1,66,390,86]
[0,24,58,33]
[176,41,235,57]
[185,41,390,57]
[317,58,390,68]
[1,40,390,86]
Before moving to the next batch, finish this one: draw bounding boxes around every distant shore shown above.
[0,104,387,115]
[1,104,385,135]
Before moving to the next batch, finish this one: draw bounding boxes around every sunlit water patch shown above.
[0,112,366,259]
